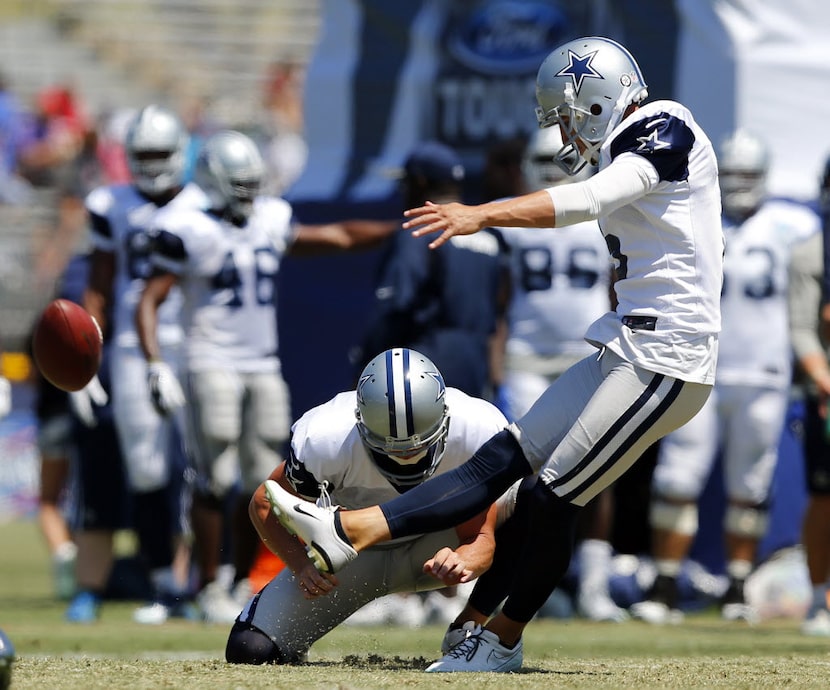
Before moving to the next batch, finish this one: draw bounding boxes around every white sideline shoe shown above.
[801,609,830,636]
[197,581,243,624]
[629,600,684,625]
[264,479,358,573]
[426,627,523,673]
[721,602,759,624]
[578,591,629,622]
[440,620,478,655]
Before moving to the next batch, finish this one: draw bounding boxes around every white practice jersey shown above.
[86,183,205,349]
[718,200,819,388]
[150,195,295,373]
[284,387,508,542]
[554,100,724,384]
[499,222,611,360]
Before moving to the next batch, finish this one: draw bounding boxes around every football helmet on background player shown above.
[521,125,594,192]
[194,130,265,224]
[125,104,188,197]
[717,129,769,221]
[355,348,450,488]
[535,36,649,174]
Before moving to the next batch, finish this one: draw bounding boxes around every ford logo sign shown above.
[447,1,571,76]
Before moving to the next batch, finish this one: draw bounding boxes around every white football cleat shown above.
[264,479,358,573]
[426,628,523,673]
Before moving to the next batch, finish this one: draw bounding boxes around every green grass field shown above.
[2,519,829,689]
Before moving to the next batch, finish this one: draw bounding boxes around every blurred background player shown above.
[789,156,830,636]
[226,348,507,664]
[493,126,624,623]
[137,130,396,623]
[30,334,77,601]
[74,104,202,624]
[357,141,509,402]
[52,252,133,624]
[631,130,820,625]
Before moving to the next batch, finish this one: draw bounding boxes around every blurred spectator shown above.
[33,120,106,290]
[0,72,33,204]
[260,59,307,194]
[176,94,216,185]
[18,84,89,187]
[95,107,135,185]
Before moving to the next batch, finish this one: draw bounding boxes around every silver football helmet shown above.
[355,348,450,488]
[522,126,594,191]
[717,129,769,220]
[194,130,265,223]
[535,36,648,174]
[125,105,188,197]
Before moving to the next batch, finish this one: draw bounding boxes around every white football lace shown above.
[444,626,484,660]
[316,480,335,510]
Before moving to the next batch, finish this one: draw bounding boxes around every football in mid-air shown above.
[32,299,103,392]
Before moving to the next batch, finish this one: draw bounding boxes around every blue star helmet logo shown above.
[554,49,603,95]
[356,374,372,405]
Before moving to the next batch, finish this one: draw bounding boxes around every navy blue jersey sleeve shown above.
[284,444,323,501]
[88,210,113,241]
[151,228,188,263]
[610,112,695,182]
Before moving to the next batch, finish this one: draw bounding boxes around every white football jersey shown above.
[499,222,611,360]
[150,195,296,373]
[285,387,508,541]
[717,200,819,388]
[86,183,206,348]
[577,100,725,384]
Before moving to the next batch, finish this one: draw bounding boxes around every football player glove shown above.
[69,374,108,427]
[147,360,185,417]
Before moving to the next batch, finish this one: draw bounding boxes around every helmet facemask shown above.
[521,124,585,190]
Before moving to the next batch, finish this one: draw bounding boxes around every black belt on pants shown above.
[621,315,657,331]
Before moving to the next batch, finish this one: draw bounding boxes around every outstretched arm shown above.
[403,190,556,249]
[289,220,398,256]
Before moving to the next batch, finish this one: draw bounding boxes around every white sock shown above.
[726,559,752,581]
[654,559,682,578]
[54,541,77,563]
[579,539,612,595]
